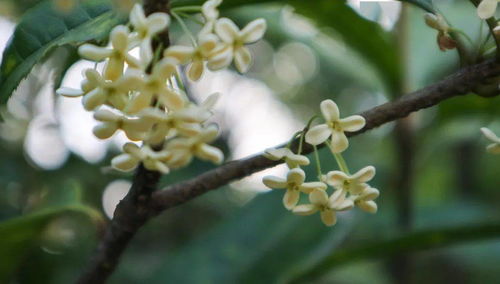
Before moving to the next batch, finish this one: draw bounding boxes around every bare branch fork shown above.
[75,1,500,282]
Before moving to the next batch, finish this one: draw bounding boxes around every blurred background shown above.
[0,0,499,283]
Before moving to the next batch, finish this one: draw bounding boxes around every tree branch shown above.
[150,59,500,214]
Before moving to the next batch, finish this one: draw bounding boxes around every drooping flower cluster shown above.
[263,99,379,227]
[57,0,266,174]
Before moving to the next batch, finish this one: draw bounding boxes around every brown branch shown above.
[78,56,500,283]
[150,59,500,214]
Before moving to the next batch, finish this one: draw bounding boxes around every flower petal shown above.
[130,4,146,29]
[199,33,219,55]
[111,154,139,172]
[56,87,84,97]
[195,144,224,164]
[164,45,195,64]
[320,210,337,226]
[234,46,252,73]
[359,187,380,201]
[110,25,130,51]
[287,168,305,185]
[285,153,310,168]
[481,127,500,143]
[305,124,331,145]
[352,166,376,183]
[293,204,318,216]
[309,189,328,205]
[215,18,239,43]
[262,176,287,189]
[320,99,340,122]
[93,122,118,139]
[103,57,124,81]
[283,189,300,210]
[207,45,233,70]
[299,182,327,194]
[358,200,378,214]
[82,89,106,111]
[263,148,290,160]
[477,0,498,19]
[78,44,112,61]
[340,115,366,132]
[146,13,170,35]
[330,130,348,153]
[187,60,204,81]
[241,18,267,43]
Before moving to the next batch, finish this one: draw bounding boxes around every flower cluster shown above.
[263,99,379,227]
[57,0,266,174]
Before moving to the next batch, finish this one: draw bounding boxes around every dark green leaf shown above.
[0,205,101,282]
[0,0,122,106]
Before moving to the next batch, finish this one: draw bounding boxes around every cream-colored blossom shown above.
[79,25,140,80]
[112,143,171,174]
[199,0,222,35]
[477,0,500,19]
[293,189,353,227]
[166,124,224,168]
[129,3,170,65]
[263,168,327,210]
[210,17,266,73]
[325,166,375,195]
[305,99,365,153]
[164,33,219,81]
[349,187,379,214]
[93,108,153,141]
[126,58,185,113]
[481,127,500,154]
[57,68,142,111]
[263,147,310,169]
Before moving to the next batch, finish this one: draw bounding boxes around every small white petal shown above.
[93,122,119,139]
[94,109,121,122]
[215,18,239,43]
[352,166,376,183]
[263,148,290,160]
[340,115,366,132]
[325,171,349,188]
[320,210,337,226]
[111,154,139,172]
[262,176,287,189]
[481,127,500,143]
[196,144,224,164]
[320,99,340,122]
[82,89,106,111]
[164,45,195,64]
[56,87,84,97]
[187,60,204,81]
[130,4,146,28]
[299,182,327,194]
[207,45,233,70]
[305,124,331,145]
[110,25,130,51]
[330,131,349,153]
[287,168,305,185]
[477,0,498,19]
[309,189,329,205]
[359,187,380,201]
[234,46,252,73]
[358,200,378,214]
[201,92,220,110]
[240,18,267,43]
[283,189,300,210]
[78,44,112,61]
[146,13,170,35]
[293,204,318,216]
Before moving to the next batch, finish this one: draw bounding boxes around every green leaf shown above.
[0,205,101,282]
[0,0,122,107]
[147,191,355,283]
[290,222,500,282]
[399,0,434,12]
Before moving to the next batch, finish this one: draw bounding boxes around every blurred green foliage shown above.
[0,0,499,283]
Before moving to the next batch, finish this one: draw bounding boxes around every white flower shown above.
[211,17,266,73]
[293,189,353,227]
[263,168,327,210]
[477,0,500,19]
[126,58,185,113]
[166,124,224,168]
[79,25,140,80]
[263,148,310,169]
[92,108,153,141]
[129,4,170,65]
[325,166,375,195]
[305,99,365,153]
[350,187,379,214]
[199,0,223,35]
[481,127,500,154]
[112,143,171,174]
[57,68,142,111]
[164,33,219,81]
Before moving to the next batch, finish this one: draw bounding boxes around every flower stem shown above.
[313,145,323,180]
[334,153,350,175]
[171,11,197,46]
[298,132,304,155]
